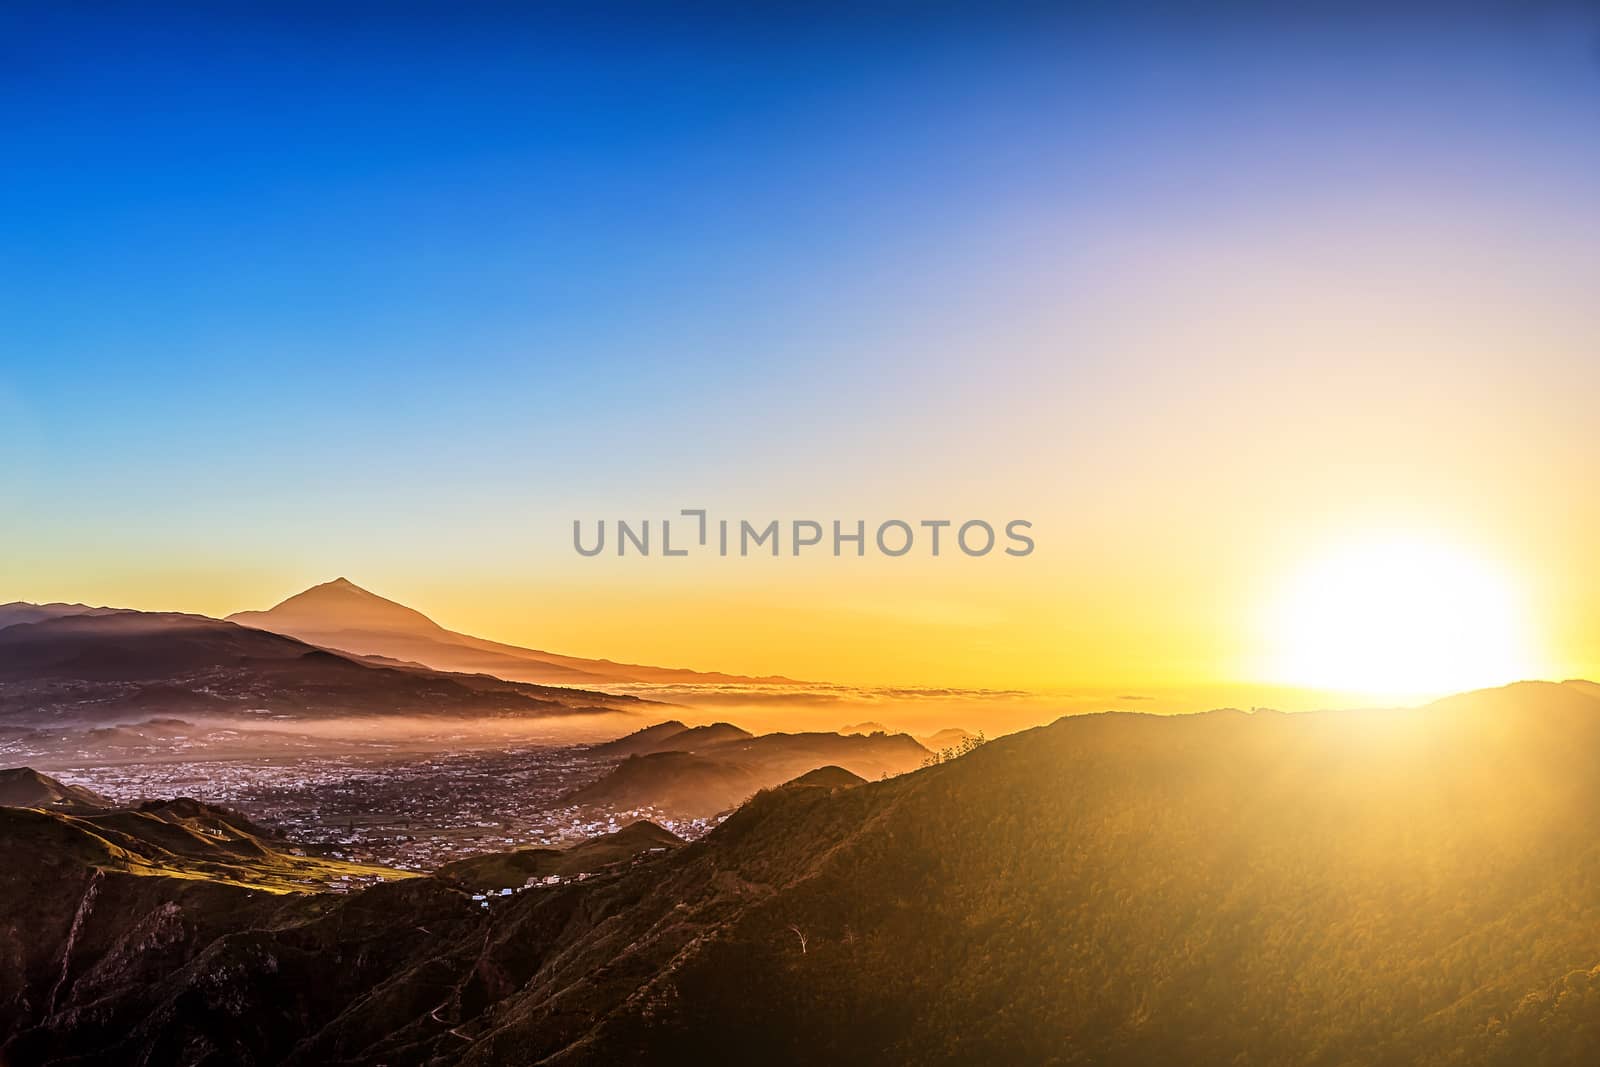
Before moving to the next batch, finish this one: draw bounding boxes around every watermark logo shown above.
[574,509,1034,558]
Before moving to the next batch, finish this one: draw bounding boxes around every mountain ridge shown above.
[570,722,929,817]
[0,602,130,631]
[226,578,804,688]
[435,820,683,892]
[0,609,648,725]
[12,682,1600,1063]
[0,768,110,812]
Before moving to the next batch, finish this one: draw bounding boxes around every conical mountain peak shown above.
[225,579,797,687]
[229,578,446,636]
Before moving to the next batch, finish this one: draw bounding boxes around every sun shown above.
[1259,534,1541,701]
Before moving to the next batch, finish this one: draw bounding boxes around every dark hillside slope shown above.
[0,799,431,1059]
[571,726,930,817]
[784,765,867,789]
[563,751,766,816]
[0,768,110,811]
[472,685,1600,1065]
[0,611,646,725]
[436,820,682,892]
[10,683,1600,1065]
[589,720,690,758]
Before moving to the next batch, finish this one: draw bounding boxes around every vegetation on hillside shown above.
[10,682,1600,1065]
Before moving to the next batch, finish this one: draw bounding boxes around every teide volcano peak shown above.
[228,578,801,688]
[229,577,446,637]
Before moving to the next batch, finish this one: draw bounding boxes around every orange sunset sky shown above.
[5,7,1599,710]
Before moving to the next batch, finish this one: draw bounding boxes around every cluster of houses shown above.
[469,871,591,908]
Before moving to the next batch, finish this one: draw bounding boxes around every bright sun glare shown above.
[1263,535,1540,701]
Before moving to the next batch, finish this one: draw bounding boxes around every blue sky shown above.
[4,4,1600,691]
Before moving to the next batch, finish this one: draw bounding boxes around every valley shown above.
[8,586,1600,1065]
[49,744,721,872]
[7,682,1600,1064]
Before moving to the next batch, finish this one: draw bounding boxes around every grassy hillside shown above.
[0,801,411,894]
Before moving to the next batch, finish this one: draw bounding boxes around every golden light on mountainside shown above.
[1259,534,1543,702]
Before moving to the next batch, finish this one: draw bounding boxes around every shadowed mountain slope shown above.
[783,764,867,789]
[563,751,769,817]
[589,719,690,757]
[459,681,1600,1066]
[0,801,409,894]
[590,721,752,758]
[10,683,1600,1064]
[569,724,928,817]
[0,611,646,725]
[0,603,129,631]
[436,820,683,892]
[0,768,110,812]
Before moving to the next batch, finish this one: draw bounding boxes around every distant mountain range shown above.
[10,680,1600,1063]
[0,608,647,726]
[228,577,800,688]
[589,719,754,757]
[0,602,129,630]
[0,578,804,729]
[843,721,976,751]
[916,726,976,750]
[571,719,930,817]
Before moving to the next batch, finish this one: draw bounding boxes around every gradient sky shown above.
[4,4,1599,701]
